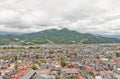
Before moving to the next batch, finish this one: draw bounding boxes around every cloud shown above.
[0,0,120,34]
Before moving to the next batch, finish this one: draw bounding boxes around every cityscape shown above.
[0,44,120,79]
[0,0,120,79]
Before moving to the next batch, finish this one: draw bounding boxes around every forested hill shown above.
[0,28,120,45]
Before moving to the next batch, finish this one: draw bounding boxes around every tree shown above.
[70,76,75,79]
[116,52,120,57]
[90,72,95,78]
[12,56,17,63]
[74,52,77,57]
[41,59,47,63]
[60,60,67,67]
[35,54,39,59]
[49,51,54,54]
[32,64,37,70]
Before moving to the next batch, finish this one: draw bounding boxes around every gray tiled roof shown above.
[0,76,3,79]
[62,68,79,74]
[20,70,36,79]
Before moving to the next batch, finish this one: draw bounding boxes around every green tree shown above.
[13,56,18,62]
[32,64,37,70]
[74,52,77,57]
[49,51,54,54]
[41,59,47,63]
[116,52,120,57]
[90,72,95,77]
[70,76,75,79]
[60,60,67,67]
[35,54,39,59]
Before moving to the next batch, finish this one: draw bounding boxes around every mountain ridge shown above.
[0,28,120,45]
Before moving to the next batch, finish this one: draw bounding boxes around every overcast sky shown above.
[0,0,120,35]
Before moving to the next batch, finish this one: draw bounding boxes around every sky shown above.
[0,0,120,35]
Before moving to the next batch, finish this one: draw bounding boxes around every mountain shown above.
[95,34,120,39]
[0,28,120,45]
[110,35,120,39]
[0,31,24,35]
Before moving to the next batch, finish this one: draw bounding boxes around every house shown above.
[36,74,55,79]
[61,68,79,75]
[20,70,36,79]
[0,76,3,79]
[95,76,102,79]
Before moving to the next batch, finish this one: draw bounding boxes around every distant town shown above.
[0,44,120,79]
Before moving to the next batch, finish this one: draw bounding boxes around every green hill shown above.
[0,28,120,45]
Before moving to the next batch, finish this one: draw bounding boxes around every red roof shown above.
[77,73,81,78]
[50,66,55,70]
[77,73,84,79]
[17,69,26,76]
[56,58,62,61]
[111,60,120,64]
[11,66,31,79]
[85,66,92,73]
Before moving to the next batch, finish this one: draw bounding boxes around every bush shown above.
[116,52,120,57]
